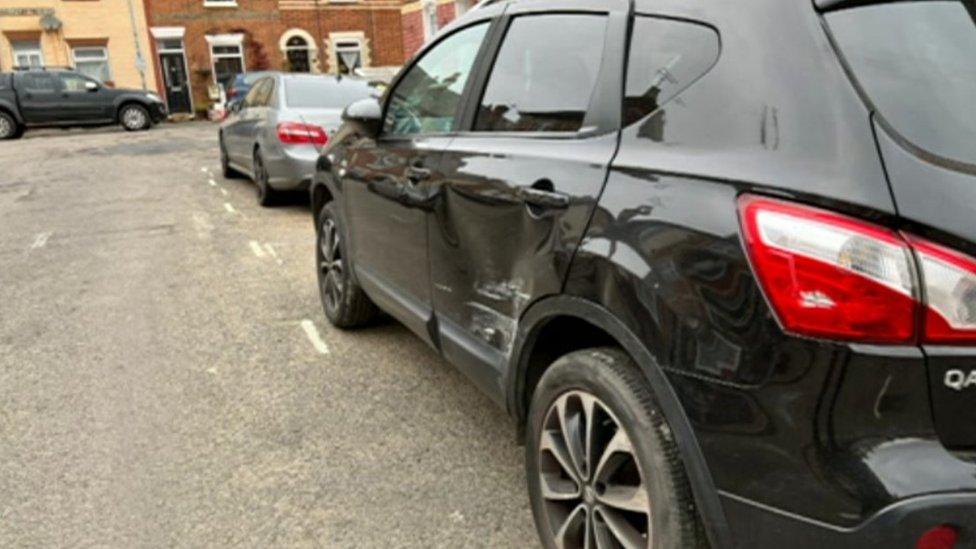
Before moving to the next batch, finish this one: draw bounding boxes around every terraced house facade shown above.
[0,0,158,90]
[145,0,472,117]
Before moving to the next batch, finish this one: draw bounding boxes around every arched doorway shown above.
[285,35,311,73]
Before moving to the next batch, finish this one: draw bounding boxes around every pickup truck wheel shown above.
[120,104,150,131]
[0,111,20,140]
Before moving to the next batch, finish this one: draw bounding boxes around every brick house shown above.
[144,0,471,117]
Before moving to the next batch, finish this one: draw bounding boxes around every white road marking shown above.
[208,179,217,187]
[300,319,330,355]
[223,202,236,214]
[200,167,208,173]
[249,240,266,258]
[263,243,284,265]
[30,232,52,249]
[220,188,229,196]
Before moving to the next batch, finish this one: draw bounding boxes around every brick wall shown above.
[145,0,462,113]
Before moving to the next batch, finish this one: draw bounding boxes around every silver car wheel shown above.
[319,217,345,314]
[0,115,13,139]
[122,107,147,130]
[539,390,652,549]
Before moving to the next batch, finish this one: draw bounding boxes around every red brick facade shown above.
[144,0,465,115]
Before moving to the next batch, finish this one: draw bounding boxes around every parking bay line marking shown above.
[208,179,217,187]
[30,232,52,250]
[220,188,229,196]
[300,319,330,355]
[223,202,237,214]
[249,240,266,258]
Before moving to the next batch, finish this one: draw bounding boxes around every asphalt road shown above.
[0,123,537,547]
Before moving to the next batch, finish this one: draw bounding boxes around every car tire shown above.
[253,149,278,207]
[219,135,242,179]
[0,111,21,140]
[316,202,378,329]
[526,347,707,549]
[120,104,150,132]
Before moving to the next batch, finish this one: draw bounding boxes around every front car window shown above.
[383,23,489,136]
[59,73,93,93]
[243,79,267,108]
[827,1,976,167]
[474,14,607,133]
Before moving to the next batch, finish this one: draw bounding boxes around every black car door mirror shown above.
[342,97,383,138]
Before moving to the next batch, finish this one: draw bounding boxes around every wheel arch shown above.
[508,295,733,548]
[0,101,23,125]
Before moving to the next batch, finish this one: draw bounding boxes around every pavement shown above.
[0,122,537,547]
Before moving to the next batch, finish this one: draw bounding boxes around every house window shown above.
[12,41,44,68]
[334,40,363,75]
[285,36,310,73]
[206,34,246,89]
[422,0,439,41]
[203,0,238,7]
[73,46,111,83]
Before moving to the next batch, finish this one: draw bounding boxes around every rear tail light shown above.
[917,525,959,549]
[277,122,328,146]
[739,194,976,345]
[910,238,976,343]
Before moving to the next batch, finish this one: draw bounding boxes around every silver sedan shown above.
[219,73,377,206]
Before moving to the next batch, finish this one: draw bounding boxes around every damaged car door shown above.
[428,6,626,401]
[340,21,492,345]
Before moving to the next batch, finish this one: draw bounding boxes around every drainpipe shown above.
[126,0,148,89]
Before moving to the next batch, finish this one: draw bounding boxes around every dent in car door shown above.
[429,11,625,400]
[341,21,493,347]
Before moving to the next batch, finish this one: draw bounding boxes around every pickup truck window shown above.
[59,73,91,93]
[22,73,58,94]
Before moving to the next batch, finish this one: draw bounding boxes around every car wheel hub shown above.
[123,108,145,129]
[319,218,344,312]
[538,391,652,549]
[0,117,11,138]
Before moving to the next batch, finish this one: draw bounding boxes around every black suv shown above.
[0,68,167,139]
[310,0,976,547]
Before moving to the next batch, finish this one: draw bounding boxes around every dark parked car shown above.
[311,0,976,547]
[0,68,167,139]
[220,73,376,205]
[224,71,273,111]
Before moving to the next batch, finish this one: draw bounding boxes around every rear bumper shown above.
[723,491,976,548]
[264,144,318,191]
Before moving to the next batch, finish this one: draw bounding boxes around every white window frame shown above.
[333,38,364,75]
[12,41,44,69]
[422,0,439,42]
[203,0,238,8]
[205,33,246,87]
[72,46,111,83]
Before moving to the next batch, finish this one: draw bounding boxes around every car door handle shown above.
[406,166,432,182]
[520,187,570,210]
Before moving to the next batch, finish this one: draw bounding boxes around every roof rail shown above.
[11,65,72,72]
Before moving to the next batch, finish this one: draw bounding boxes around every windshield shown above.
[827,1,976,168]
[284,78,375,109]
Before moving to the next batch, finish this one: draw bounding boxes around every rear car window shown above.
[827,1,976,167]
[474,14,608,133]
[285,78,375,109]
[624,16,720,127]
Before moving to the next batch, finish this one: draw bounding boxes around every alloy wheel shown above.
[0,116,12,139]
[122,107,146,130]
[319,217,344,313]
[254,155,268,199]
[538,391,652,549]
